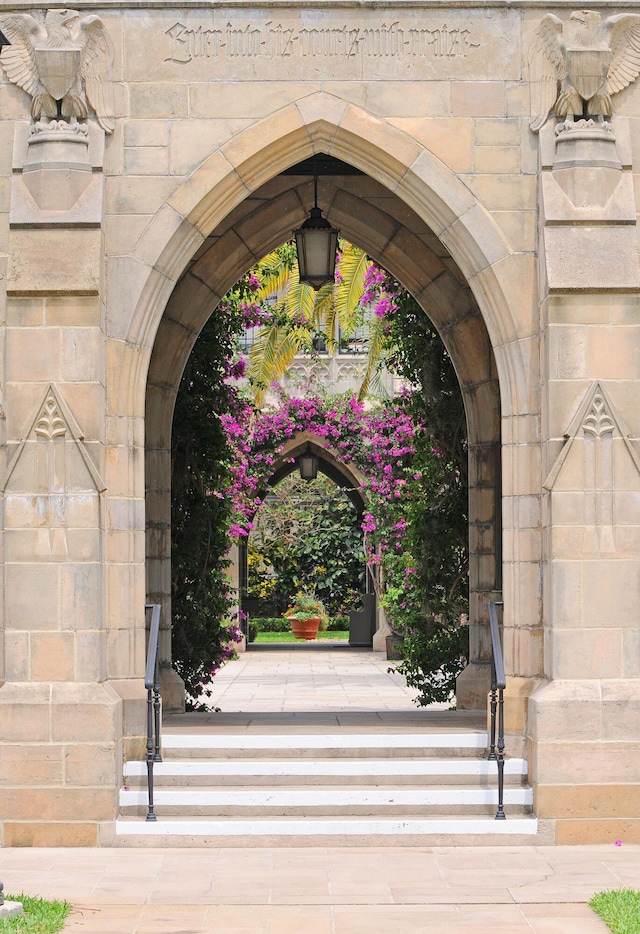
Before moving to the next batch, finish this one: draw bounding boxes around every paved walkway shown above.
[1,649,629,932]
[201,645,424,712]
[0,844,630,932]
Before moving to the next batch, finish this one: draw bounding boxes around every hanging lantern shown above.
[294,171,339,291]
[298,445,318,481]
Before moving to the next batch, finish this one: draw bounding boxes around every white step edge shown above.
[119,787,533,807]
[124,758,527,777]
[116,816,539,836]
[161,732,488,750]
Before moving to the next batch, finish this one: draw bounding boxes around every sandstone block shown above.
[0,745,64,786]
[31,632,75,682]
[7,229,100,295]
[3,822,98,847]
[452,81,505,117]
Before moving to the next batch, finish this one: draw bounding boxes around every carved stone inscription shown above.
[166,20,480,63]
[137,9,520,81]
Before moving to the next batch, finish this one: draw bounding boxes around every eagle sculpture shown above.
[529,10,640,131]
[0,9,114,133]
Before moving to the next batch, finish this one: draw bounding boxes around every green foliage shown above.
[284,590,329,629]
[254,630,349,643]
[248,616,347,632]
[328,615,349,631]
[249,617,291,632]
[399,618,468,705]
[590,889,640,934]
[0,894,69,933]
[386,288,468,488]
[248,241,374,406]
[370,281,469,704]
[171,278,251,701]
[247,474,365,616]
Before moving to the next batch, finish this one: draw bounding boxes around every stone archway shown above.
[2,0,638,845]
[239,431,375,647]
[126,97,538,719]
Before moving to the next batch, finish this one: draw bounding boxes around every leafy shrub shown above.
[250,617,289,632]
[328,616,349,631]
[251,616,348,633]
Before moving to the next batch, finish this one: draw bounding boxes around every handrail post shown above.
[487,601,507,820]
[145,685,157,822]
[153,649,162,763]
[488,654,497,761]
[496,677,506,820]
[144,603,162,822]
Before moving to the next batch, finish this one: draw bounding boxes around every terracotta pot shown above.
[289,616,321,640]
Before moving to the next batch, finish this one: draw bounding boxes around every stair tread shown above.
[124,758,526,776]
[115,815,538,835]
[161,732,488,749]
[120,785,532,801]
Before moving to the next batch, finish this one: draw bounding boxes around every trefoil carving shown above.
[582,392,615,439]
[35,396,66,441]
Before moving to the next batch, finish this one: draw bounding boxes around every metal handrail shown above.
[487,600,506,820]
[144,603,163,821]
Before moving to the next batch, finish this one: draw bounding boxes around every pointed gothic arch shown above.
[116,95,539,709]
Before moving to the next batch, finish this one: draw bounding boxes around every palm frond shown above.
[283,278,317,322]
[313,285,338,349]
[245,240,392,406]
[356,313,390,402]
[249,321,313,407]
[334,245,370,336]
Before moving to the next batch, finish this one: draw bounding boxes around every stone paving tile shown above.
[521,907,611,934]
[332,904,532,933]
[1,843,633,933]
[63,906,144,933]
[194,648,424,712]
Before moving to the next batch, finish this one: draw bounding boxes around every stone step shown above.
[116,727,539,846]
[123,757,528,787]
[160,731,490,759]
[119,784,533,817]
[112,815,543,847]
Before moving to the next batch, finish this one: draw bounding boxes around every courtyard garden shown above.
[170,241,470,708]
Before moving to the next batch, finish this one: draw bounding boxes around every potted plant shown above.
[284,591,328,641]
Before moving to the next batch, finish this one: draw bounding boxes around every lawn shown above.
[253,631,349,643]
[0,894,69,933]
[590,890,640,934]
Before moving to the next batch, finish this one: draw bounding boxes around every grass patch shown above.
[590,889,640,933]
[0,894,69,933]
[254,631,349,643]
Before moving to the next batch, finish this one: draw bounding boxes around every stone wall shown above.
[0,1,637,843]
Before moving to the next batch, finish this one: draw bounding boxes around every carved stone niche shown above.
[22,118,92,212]
[552,120,622,209]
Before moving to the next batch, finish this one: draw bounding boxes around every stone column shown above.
[0,127,145,846]
[529,117,640,843]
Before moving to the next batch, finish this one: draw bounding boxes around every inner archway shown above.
[244,435,370,646]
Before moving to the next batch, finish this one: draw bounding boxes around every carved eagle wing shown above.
[0,13,46,100]
[604,14,640,95]
[78,15,115,134]
[528,14,565,131]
